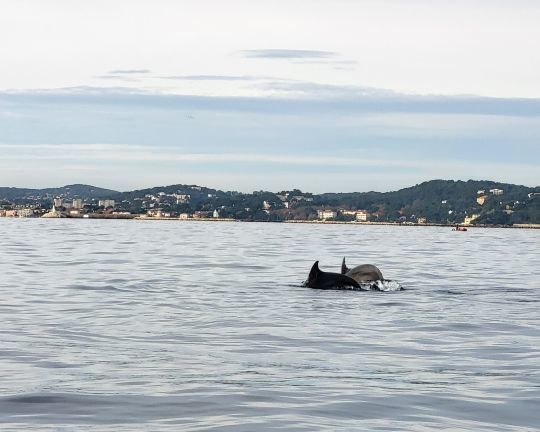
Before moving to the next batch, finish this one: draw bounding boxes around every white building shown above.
[53,197,63,208]
[42,205,65,218]
[213,209,220,218]
[490,188,504,195]
[339,209,368,221]
[174,194,190,204]
[17,208,34,218]
[72,198,83,209]
[147,209,170,217]
[317,209,337,220]
[463,214,480,225]
[355,210,368,222]
[292,195,313,202]
[98,199,115,208]
[477,195,487,205]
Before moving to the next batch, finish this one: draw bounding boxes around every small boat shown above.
[452,226,467,231]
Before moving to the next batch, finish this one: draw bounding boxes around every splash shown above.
[360,279,404,292]
[301,280,404,291]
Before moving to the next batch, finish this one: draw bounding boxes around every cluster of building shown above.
[463,214,479,225]
[275,192,313,209]
[43,198,117,218]
[144,209,221,219]
[3,184,536,225]
[466,187,526,223]
[476,188,504,205]
[316,208,369,221]
[0,207,36,218]
[439,188,511,225]
[0,197,118,218]
[134,192,191,209]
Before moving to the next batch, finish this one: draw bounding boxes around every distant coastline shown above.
[3,213,538,229]
[1,179,539,227]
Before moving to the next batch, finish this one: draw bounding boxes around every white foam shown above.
[361,279,403,292]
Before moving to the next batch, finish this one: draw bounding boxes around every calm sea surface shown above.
[0,219,539,431]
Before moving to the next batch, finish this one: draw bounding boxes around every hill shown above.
[1,180,538,225]
[0,184,118,202]
[314,180,539,224]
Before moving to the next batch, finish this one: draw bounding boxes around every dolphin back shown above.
[346,264,384,282]
[305,261,362,289]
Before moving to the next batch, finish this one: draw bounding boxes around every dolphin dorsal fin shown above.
[341,257,349,274]
[308,261,321,283]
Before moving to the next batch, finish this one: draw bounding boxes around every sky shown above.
[1,0,539,192]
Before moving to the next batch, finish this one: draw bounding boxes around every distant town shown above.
[1,180,539,227]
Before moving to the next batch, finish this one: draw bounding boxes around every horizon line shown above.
[1,178,538,197]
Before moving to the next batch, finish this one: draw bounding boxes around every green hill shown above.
[0,184,118,202]
[1,180,538,224]
[315,180,539,224]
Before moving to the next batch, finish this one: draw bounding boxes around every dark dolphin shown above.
[341,257,383,282]
[303,261,362,289]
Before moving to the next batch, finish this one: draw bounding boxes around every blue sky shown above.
[1,0,539,192]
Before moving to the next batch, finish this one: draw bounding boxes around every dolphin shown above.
[341,257,383,282]
[303,261,362,289]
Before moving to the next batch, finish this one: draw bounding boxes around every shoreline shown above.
[2,215,539,229]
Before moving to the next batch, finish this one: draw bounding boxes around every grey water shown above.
[0,219,539,431]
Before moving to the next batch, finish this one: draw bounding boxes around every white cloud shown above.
[240,49,339,59]
[1,1,539,191]
[1,0,539,97]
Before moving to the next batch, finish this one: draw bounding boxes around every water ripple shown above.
[0,220,539,431]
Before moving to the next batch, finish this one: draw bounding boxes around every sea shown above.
[0,219,539,431]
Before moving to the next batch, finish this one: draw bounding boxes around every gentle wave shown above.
[0,219,539,431]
